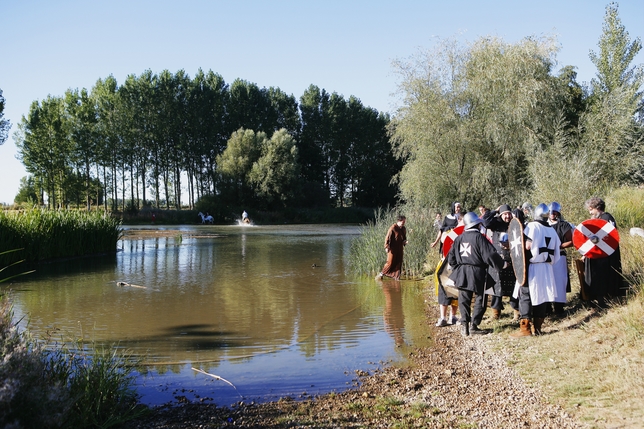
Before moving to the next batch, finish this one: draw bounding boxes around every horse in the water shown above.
[198,212,214,224]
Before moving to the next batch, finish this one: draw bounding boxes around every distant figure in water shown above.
[242,210,250,224]
[376,215,408,281]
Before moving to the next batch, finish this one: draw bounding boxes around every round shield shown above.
[442,225,465,257]
[573,218,620,259]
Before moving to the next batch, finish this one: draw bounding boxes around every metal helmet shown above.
[534,203,549,220]
[549,201,562,214]
[463,212,482,229]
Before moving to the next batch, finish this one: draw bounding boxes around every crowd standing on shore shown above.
[380,197,624,338]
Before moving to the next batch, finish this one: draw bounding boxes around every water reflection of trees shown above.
[14,229,432,375]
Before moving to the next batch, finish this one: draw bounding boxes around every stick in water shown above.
[191,367,242,397]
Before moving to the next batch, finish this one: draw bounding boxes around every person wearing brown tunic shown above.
[376,215,408,280]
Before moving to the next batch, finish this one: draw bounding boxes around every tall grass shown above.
[348,207,441,279]
[0,209,122,266]
[617,233,644,298]
[607,187,644,228]
[0,292,145,428]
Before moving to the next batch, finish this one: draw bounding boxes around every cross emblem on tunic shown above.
[460,242,472,257]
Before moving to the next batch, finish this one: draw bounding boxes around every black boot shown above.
[470,324,486,335]
[461,323,470,337]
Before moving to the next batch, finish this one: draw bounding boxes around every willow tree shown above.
[391,36,563,210]
[248,128,300,207]
[216,128,265,206]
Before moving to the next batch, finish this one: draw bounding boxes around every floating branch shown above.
[191,367,242,397]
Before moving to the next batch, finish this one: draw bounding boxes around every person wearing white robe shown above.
[512,203,561,337]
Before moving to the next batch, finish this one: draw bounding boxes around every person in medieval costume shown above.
[447,212,506,336]
[376,215,408,281]
[482,204,519,321]
[512,203,561,337]
[434,214,463,328]
[431,202,462,253]
[548,202,573,315]
[583,197,624,307]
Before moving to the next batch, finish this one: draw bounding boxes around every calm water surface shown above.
[10,224,431,406]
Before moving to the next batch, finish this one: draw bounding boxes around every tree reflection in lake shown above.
[9,224,431,406]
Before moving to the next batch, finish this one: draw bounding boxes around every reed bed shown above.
[0,209,122,265]
[348,207,439,279]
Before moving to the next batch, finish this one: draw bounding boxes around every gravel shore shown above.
[125,304,584,429]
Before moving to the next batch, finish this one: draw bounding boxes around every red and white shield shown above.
[442,225,465,257]
[573,218,620,259]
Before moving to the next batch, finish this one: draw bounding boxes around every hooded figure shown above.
[441,202,462,232]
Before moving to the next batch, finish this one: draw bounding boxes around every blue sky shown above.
[1,0,642,204]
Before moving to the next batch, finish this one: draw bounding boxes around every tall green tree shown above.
[299,85,333,207]
[589,2,643,99]
[217,128,265,205]
[91,76,124,210]
[345,101,399,208]
[267,87,301,137]
[65,88,99,210]
[16,96,74,208]
[581,2,644,185]
[227,80,272,136]
[186,69,229,204]
[14,176,39,205]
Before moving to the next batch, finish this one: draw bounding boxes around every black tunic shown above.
[447,229,505,294]
[584,212,624,299]
[482,210,516,296]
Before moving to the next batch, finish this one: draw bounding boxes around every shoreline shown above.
[125,299,583,428]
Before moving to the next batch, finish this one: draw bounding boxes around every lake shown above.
[9,224,431,407]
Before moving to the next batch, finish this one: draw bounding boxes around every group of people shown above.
[377,197,623,338]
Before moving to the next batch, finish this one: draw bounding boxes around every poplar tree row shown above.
[14,69,400,211]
